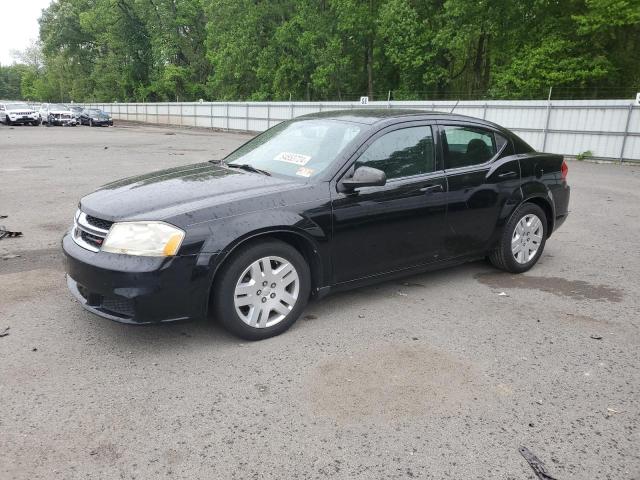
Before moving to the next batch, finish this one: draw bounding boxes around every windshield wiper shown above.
[226,163,271,176]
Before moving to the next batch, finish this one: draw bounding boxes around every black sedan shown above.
[63,110,570,340]
[80,108,113,126]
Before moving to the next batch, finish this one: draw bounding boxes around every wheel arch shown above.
[519,195,555,238]
[203,227,325,316]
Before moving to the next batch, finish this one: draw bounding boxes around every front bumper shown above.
[62,232,211,324]
[49,117,77,126]
[90,119,113,126]
[8,116,38,124]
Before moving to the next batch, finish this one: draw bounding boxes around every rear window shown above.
[441,126,497,169]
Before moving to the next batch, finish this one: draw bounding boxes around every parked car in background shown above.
[80,108,113,127]
[67,105,84,122]
[0,101,39,126]
[63,110,571,340]
[39,103,77,126]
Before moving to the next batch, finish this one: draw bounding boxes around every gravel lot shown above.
[1,122,639,480]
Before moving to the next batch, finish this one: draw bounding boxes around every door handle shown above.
[419,184,444,193]
[498,171,517,179]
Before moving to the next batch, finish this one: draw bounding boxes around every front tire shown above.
[489,203,547,273]
[211,239,311,340]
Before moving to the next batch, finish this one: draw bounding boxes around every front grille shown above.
[75,280,135,318]
[72,210,110,252]
[86,215,113,231]
[102,296,135,317]
[80,230,105,249]
[77,284,90,300]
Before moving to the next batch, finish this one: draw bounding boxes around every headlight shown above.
[102,221,185,256]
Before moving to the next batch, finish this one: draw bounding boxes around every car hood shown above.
[80,162,302,223]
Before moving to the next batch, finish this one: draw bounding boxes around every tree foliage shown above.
[1,0,639,102]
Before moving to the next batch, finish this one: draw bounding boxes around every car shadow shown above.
[80,259,499,351]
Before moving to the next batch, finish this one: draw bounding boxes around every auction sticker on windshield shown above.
[274,152,311,166]
[295,167,315,177]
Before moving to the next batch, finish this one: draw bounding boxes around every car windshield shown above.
[89,109,105,115]
[50,104,68,110]
[6,103,29,110]
[69,106,82,111]
[223,119,363,179]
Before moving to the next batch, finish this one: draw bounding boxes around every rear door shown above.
[438,122,522,257]
[331,122,449,283]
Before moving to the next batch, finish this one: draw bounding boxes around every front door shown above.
[331,123,448,284]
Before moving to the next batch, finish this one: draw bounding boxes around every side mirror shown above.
[340,166,387,191]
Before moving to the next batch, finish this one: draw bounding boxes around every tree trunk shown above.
[366,38,374,99]
[473,33,489,95]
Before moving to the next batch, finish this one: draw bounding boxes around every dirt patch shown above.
[0,269,64,308]
[560,312,614,327]
[89,442,122,463]
[307,344,480,424]
[38,222,68,233]
[0,248,62,275]
[475,272,623,302]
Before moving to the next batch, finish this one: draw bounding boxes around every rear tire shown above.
[489,203,547,273]
[211,239,310,340]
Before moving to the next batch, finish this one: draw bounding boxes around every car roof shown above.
[296,109,502,129]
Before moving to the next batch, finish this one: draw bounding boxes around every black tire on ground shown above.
[5,116,11,126]
[211,239,311,340]
[489,202,547,274]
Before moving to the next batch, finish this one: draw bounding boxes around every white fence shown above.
[82,100,640,162]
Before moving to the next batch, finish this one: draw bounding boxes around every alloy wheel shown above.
[233,256,299,328]
[511,214,543,264]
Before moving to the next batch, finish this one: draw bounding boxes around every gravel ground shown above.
[1,122,639,480]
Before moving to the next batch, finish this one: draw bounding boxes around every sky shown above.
[0,0,53,66]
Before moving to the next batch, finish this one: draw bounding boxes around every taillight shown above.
[561,159,568,181]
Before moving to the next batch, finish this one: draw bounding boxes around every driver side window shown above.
[355,126,435,180]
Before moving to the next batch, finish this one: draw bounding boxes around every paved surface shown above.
[1,122,639,480]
